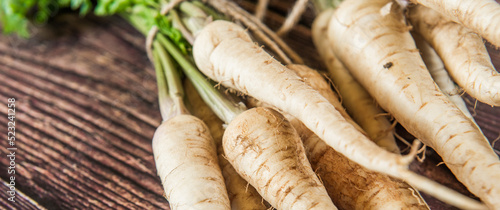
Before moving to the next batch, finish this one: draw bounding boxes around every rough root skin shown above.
[303,134,429,210]
[193,19,485,209]
[329,0,500,208]
[411,32,477,123]
[408,4,500,106]
[279,64,428,209]
[184,81,267,210]
[193,19,406,180]
[311,9,401,153]
[152,115,230,210]
[223,107,336,210]
[411,0,500,48]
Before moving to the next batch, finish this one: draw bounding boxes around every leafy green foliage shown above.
[124,4,191,54]
[0,0,232,126]
[0,0,37,37]
[0,0,92,37]
[1,0,212,58]
[70,0,93,15]
[124,4,158,33]
[94,0,132,16]
[155,14,189,54]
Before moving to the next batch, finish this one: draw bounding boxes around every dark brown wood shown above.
[0,178,45,210]
[0,0,498,209]
[0,14,168,209]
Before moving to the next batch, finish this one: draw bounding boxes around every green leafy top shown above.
[0,0,246,128]
[0,0,92,37]
[1,0,157,34]
[1,0,190,53]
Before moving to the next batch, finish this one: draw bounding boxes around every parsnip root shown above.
[152,115,230,210]
[328,0,499,208]
[223,107,337,209]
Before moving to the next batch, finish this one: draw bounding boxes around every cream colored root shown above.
[219,157,269,210]
[184,80,267,210]
[255,0,270,20]
[412,32,478,124]
[246,95,429,209]
[246,91,429,209]
[207,0,304,64]
[283,64,428,208]
[193,20,483,209]
[300,127,429,210]
[286,64,339,104]
[285,64,359,125]
[408,4,500,107]
[246,63,362,140]
[312,9,400,153]
[152,115,230,210]
[410,0,500,48]
[194,20,407,177]
[223,107,337,209]
[328,0,497,208]
[244,64,354,136]
[276,0,310,36]
[246,64,341,107]
[247,96,429,209]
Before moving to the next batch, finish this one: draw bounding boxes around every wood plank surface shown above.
[0,0,499,209]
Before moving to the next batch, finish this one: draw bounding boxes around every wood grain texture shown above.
[0,14,168,209]
[0,0,498,209]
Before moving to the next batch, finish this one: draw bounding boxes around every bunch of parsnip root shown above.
[2,0,500,209]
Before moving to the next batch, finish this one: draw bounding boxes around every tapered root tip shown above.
[400,139,422,165]
[400,170,487,210]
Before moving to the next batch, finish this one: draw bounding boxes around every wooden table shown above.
[0,1,499,209]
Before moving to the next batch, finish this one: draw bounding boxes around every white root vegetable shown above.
[193,20,484,209]
[150,39,230,210]
[302,133,429,210]
[219,154,268,210]
[409,0,500,48]
[311,9,400,153]
[328,0,499,208]
[408,4,500,107]
[249,64,429,210]
[255,0,270,20]
[184,80,267,210]
[411,32,477,124]
[285,64,360,127]
[152,115,230,210]
[276,0,310,36]
[223,107,337,209]
[194,19,402,181]
[162,18,268,208]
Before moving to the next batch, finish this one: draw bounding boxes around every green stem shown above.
[179,1,208,18]
[123,4,244,123]
[170,9,195,44]
[140,0,161,9]
[191,0,226,20]
[121,13,149,35]
[175,3,208,36]
[156,33,246,124]
[153,40,190,118]
[311,0,343,13]
[152,46,173,121]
